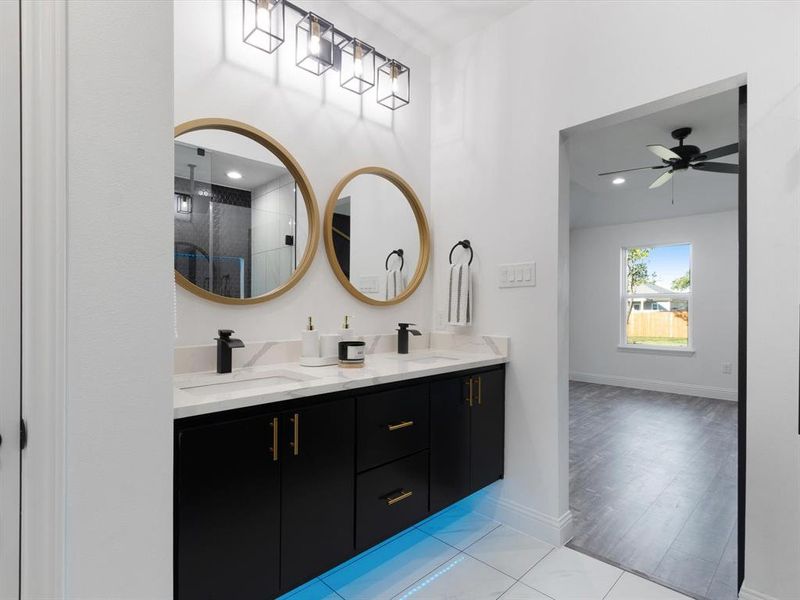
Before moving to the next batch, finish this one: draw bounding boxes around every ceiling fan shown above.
[598,127,739,189]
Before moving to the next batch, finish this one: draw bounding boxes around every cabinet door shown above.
[176,415,281,600]
[281,398,355,591]
[469,369,505,492]
[430,376,470,513]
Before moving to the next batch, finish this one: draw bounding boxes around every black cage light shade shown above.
[340,38,375,95]
[243,0,285,54]
[377,59,410,110]
[296,12,334,75]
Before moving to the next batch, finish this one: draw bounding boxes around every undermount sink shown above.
[179,369,315,397]
[400,354,460,365]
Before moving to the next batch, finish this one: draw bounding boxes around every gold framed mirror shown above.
[324,167,430,306]
[173,118,319,304]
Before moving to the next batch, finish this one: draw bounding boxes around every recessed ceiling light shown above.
[226,170,242,180]
[612,177,625,185]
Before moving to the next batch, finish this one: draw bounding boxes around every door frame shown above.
[0,0,22,596]
[737,84,747,590]
[560,76,747,592]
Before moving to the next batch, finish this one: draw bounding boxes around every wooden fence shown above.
[626,311,688,339]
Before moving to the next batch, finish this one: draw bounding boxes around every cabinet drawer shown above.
[356,451,429,550]
[357,384,429,472]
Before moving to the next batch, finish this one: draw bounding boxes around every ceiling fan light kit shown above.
[599,126,739,189]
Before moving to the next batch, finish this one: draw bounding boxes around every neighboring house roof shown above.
[632,283,676,295]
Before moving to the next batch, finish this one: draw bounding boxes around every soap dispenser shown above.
[301,316,320,359]
[340,315,355,342]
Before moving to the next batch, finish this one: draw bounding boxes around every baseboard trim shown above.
[465,492,573,546]
[738,586,779,600]
[570,371,737,402]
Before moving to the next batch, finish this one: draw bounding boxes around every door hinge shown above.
[20,418,27,450]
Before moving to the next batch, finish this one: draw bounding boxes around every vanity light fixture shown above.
[241,0,411,108]
[296,12,334,75]
[340,38,375,95]
[243,0,285,54]
[377,59,410,110]
[226,170,243,180]
[612,177,626,185]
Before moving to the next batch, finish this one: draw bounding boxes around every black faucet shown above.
[397,323,422,354]
[216,329,245,374]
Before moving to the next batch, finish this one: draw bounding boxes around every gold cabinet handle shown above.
[386,490,413,506]
[466,377,474,407]
[270,417,279,461]
[387,420,414,431]
[477,376,482,405]
[290,413,299,456]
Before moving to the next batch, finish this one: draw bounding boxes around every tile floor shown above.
[569,382,738,600]
[278,505,691,600]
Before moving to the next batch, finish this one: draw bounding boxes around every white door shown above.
[0,0,22,597]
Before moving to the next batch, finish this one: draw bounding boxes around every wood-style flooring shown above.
[568,381,737,600]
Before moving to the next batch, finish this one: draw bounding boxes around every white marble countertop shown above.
[174,350,508,419]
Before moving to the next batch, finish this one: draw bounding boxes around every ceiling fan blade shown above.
[647,144,681,161]
[692,162,739,174]
[649,170,674,189]
[692,143,738,162]
[597,165,668,176]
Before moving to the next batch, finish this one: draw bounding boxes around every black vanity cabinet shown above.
[175,365,505,600]
[280,399,355,590]
[175,398,355,600]
[430,367,505,513]
[176,414,282,600]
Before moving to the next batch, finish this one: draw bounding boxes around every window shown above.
[621,243,691,348]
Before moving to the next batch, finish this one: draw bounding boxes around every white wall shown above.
[65,1,173,597]
[430,2,800,597]
[570,212,738,401]
[175,0,432,345]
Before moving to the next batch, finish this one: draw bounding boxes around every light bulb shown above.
[309,19,321,56]
[391,64,399,94]
[256,0,271,26]
[353,43,364,78]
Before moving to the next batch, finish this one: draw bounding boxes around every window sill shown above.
[617,344,695,356]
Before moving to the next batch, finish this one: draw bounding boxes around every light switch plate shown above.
[357,275,380,293]
[499,262,536,288]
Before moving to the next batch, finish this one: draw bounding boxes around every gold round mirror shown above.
[173,119,319,304]
[324,167,430,305]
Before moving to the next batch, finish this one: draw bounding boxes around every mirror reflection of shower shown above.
[173,131,308,300]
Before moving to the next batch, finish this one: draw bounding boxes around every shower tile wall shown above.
[251,173,296,295]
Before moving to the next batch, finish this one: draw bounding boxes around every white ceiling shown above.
[175,142,288,192]
[568,89,739,229]
[343,0,532,55]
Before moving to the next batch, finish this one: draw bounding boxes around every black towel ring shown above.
[448,240,473,266]
[385,249,404,271]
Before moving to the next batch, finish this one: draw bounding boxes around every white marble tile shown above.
[465,525,553,579]
[520,547,622,600]
[605,572,691,600]
[418,506,501,550]
[322,528,458,600]
[278,578,340,600]
[392,553,515,600]
[498,581,552,600]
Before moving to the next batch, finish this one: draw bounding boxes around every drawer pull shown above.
[476,376,482,405]
[270,417,279,461]
[290,413,300,456]
[387,420,414,431]
[466,377,474,407]
[386,490,413,506]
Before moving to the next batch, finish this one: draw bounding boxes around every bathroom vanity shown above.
[173,352,506,600]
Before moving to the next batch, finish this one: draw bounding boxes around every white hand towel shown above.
[385,269,405,300]
[448,263,472,326]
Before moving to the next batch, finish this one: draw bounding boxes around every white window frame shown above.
[619,243,694,354]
